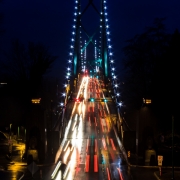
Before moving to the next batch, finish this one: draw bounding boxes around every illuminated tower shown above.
[66,0,115,79]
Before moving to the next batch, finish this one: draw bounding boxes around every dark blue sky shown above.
[0,0,180,79]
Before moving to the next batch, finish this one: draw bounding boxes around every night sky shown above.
[0,0,180,79]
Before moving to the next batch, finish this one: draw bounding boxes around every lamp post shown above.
[171,116,175,180]
[9,124,12,140]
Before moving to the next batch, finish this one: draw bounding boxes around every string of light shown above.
[102,0,122,107]
[60,0,80,107]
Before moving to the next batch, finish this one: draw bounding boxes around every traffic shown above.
[52,75,130,180]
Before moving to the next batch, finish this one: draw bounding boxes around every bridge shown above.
[51,1,129,179]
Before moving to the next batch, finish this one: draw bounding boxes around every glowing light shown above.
[55,170,61,180]
[64,140,70,152]
[72,121,76,131]
[63,160,71,179]
[51,161,61,179]
[63,147,70,163]
[60,103,64,106]
[118,102,122,107]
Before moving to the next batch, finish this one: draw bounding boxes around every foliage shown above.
[1,39,57,101]
[121,18,180,130]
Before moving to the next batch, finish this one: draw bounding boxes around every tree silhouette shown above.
[1,39,57,105]
[121,18,180,130]
[121,18,167,110]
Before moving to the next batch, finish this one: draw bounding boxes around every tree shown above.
[1,39,57,102]
[121,18,169,111]
[121,18,180,131]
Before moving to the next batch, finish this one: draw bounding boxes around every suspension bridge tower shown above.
[67,0,114,81]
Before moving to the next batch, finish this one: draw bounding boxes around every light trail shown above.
[102,137,107,150]
[106,135,110,145]
[94,155,98,172]
[72,121,76,131]
[94,117,97,126]
[100,118,104,132]
[110,138,116,151]
[63,160,71,179]
[95,139,97,153]
[86,138,89,152]
[55,170,61,180]
[85,155,90,172]
[51,161,61,179]
[107,167,111,180]
[63,147,70,164]
[89,116,91,126]
[64,141,70,152]
[117,167,124,180]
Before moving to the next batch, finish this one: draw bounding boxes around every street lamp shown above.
[9,124,12,140]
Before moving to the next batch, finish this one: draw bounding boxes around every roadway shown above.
[54,76,131,180]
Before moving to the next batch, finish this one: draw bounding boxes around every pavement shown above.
[0,139,57,180]
[154,169,180,180]
[128,153,180,180]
